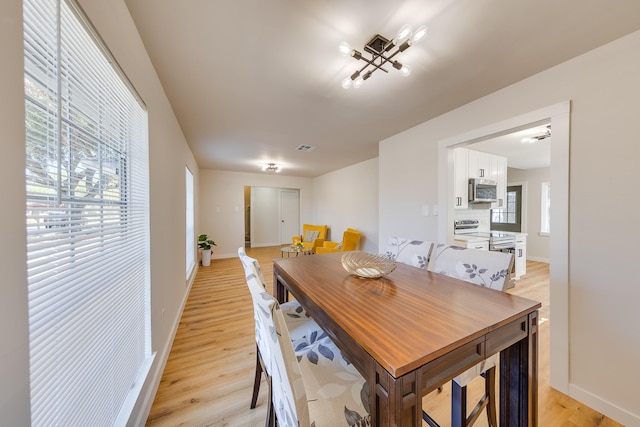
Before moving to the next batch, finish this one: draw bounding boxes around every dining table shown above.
[273,252,541,427]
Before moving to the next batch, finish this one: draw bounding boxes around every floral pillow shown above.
[303,230,320,242]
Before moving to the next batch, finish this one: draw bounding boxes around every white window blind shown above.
[24,0,152,425]
[185,167,195,279]
[541,182,551,235]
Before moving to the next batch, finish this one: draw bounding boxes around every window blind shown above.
[24,0,151,425]
[185,167,195,279]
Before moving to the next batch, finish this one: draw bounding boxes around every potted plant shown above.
[198,234,217,266]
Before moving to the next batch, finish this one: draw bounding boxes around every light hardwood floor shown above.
[146,247,623,427]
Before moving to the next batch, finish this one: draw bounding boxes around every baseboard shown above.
[568,383,639,426]
[249,241,281,248]
[125,267,197,426]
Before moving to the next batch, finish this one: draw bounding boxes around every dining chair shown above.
[244,271,371,427]
[238,248,322,426]
[384,236,434,269]
[425,244,514,427]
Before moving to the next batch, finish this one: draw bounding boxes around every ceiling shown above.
[123,0,640,177]
[470,124,551,170]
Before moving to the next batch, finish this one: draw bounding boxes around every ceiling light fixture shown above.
[521,125,551,143]
[262,163,281,173]
[340,24,428,89]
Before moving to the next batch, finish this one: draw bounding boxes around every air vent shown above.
[296,144,318,152]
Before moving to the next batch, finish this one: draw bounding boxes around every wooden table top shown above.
[273,252,541,377]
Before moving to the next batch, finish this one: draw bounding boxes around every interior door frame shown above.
[437,100,571,393]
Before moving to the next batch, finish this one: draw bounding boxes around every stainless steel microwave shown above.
[469,178,497,203]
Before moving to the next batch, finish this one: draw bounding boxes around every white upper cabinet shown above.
[453,147,468,209]
[453,147,507,209]
[467,149,493,179]
[491,155,507,209]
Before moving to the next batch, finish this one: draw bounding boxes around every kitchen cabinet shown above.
[467,149,493,179]
[466,240,489,251]
[453,236,489,251]
[453,147,468,209]
[514,235,527,279]
[453,147,507,209]
[491,155,507,209]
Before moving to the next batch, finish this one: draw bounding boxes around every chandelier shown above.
[340,24,428,89]
[262,163,281,173]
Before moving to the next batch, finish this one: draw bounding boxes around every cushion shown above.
[385,237,434,270]
[303,230,320,243]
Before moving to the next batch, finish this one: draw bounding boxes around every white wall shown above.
[0,0,200,424]
[508,167,550,262]
[200,170,313,259]
[379,31,640,425]
[313,158,379,253]
[379,126,441,246]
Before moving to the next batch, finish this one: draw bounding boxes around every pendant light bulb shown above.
[412,25,428,42]
[396,24,412,41]
[338,41,352,56]
[341,76,353,89]
[400,64,412,77]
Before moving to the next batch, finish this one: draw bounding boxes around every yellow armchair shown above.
[292,224,327,253]
[316,228,362,254]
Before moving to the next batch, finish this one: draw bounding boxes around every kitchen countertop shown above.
[453,234,489,242]
[453,231,528,242]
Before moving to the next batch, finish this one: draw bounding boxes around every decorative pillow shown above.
[303,230,320,243]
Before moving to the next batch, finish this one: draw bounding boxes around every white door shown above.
[280,190,299,244]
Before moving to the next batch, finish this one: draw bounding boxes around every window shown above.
[24,0,151,425]
[541,182,551,235]
[491,185,522,232]
[186,167,195,278]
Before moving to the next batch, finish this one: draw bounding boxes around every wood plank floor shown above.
[145,246,623,427]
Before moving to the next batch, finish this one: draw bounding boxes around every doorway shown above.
[244,186,300,248]
[437,101,571,393]
[491,184,523,233]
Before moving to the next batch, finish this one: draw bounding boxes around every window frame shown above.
[491,184,523,232]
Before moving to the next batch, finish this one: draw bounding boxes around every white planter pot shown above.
[201,249,212,266]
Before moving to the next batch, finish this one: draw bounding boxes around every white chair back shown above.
[239,247,370,427]
[427,244,513,291]
[384,236,434,269]
[246,273,311,427]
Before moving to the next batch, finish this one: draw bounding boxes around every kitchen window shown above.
[540,182,551,235]
[491,185,522,232]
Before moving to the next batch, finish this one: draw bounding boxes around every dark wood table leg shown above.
[273,268,288,303]
[500,310,538,426]
[374,364,421,426]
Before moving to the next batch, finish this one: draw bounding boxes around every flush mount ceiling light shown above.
[340,24,428,89]
[521,125,551,143]
[262,163,281,173]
